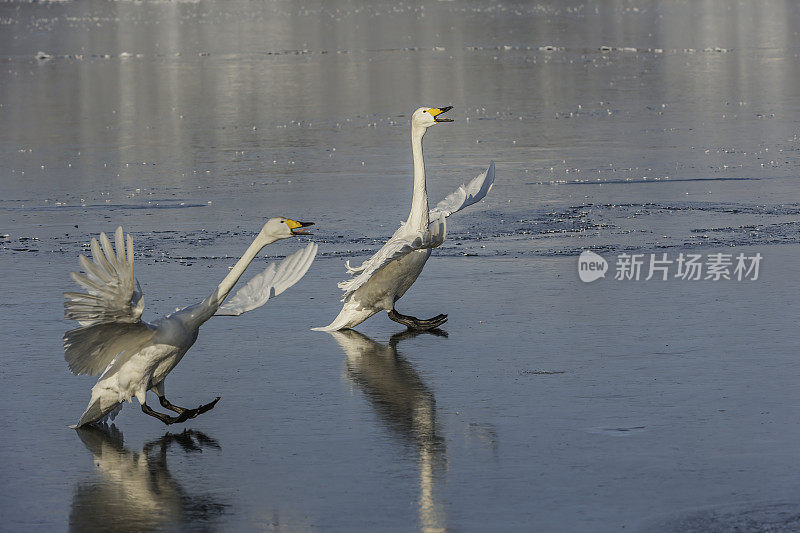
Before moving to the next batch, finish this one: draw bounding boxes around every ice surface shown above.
[1,0,800,530]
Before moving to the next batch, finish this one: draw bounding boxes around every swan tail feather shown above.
[74,395,123,428]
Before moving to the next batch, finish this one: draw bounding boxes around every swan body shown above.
[314,106,494,331]
[64,218,317,427]
[326,248,433,331]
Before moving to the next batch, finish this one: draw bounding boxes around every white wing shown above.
[337,216,446,301]
[340,163,492,278]
[64,322,155,377]
[334,162,492,301]
[64,227,144,326]
[63,226,152,376]
[429,160,495,220]
[215,243,318,316]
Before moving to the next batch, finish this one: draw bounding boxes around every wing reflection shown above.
[70,426,227,532]
[331,329,448,533]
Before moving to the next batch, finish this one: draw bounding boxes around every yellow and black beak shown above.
[428,106,454,122]
[286,219,314,235]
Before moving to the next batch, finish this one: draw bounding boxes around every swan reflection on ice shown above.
[331,329,448,532]
[70,426,227,532]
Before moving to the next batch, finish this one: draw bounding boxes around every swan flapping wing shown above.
[64,227,144,327]
[337,216,446,301]
[339,161,493,278]
[63,322,155,376]
[429,160,495,220]
[63,227,152,376]
[335,161,491,301]
[215,242,318,316]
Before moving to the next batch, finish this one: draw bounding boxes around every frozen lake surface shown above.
[1,0,800,530]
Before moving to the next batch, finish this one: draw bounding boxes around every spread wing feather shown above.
[215,243,318,316]
[429,160,495,220]
[64,227,144,327]
[63,227,149,376]
[63,322,155,376]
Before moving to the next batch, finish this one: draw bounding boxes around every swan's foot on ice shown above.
[141,396,221,425]
[388,309,448,330]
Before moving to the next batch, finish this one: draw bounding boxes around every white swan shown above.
[64,218,317,427]
[314,106,494,331]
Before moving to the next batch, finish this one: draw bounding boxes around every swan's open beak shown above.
[287,220,314,235]
[429,106,453,122]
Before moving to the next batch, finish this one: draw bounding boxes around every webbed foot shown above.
[388,309,448,330]
[143,396,221,425]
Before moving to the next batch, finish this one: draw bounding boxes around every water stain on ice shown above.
[587,426,647,436]
[639,501,800,532]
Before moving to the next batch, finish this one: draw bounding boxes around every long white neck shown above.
[407,125,429,230]
[211,235,277,306]
[176,232,279,328]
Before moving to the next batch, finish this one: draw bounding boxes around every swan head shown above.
[412,106,453,129]
[260,217,314,241]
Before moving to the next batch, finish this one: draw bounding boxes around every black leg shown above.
[388,309,448,330]
[141,402,181,425]
[141,397,221,426]
[159,396,188,414]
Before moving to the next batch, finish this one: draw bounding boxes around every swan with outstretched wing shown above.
[64,219,316,427]
[314,106,494,331]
